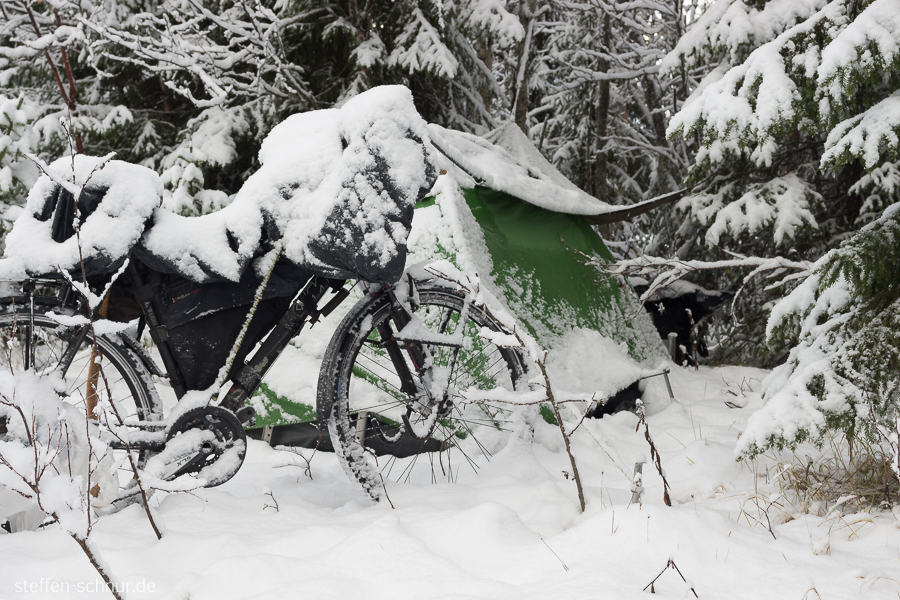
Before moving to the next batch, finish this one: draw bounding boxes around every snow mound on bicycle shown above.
[0,86,436,285]
[0,155,162,279]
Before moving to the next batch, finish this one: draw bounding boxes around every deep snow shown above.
[2,360,898,600]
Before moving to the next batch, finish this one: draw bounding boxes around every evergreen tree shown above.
[662,0,900,458]
[0,0,225,220]
[77,0,528,209]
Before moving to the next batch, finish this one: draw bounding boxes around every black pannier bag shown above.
[142,259,312,391]
[33,183,118,278]
[0,155,163,282]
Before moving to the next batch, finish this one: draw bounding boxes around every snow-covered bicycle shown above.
[0,86,529,509]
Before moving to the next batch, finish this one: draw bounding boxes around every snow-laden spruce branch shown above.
[667,0,900,174]
[597,251,814,321]
[451,29,510,108]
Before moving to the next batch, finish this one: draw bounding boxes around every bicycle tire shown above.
[0,298,162,507]
[318,281,529,500]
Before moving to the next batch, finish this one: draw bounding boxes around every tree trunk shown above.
[593,12,611,203]
[476,37,493,114]
[515,70,528,132]
[513,0,535,133]
[159,79,174,113]
[644,73,672,194]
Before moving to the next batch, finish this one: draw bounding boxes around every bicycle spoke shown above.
[328,285,526,496]
[0,304,161,509]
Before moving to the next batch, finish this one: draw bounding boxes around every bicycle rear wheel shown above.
[0,297,162,509]
[318,281,529,500]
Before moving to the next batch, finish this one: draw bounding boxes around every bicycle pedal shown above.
[363,338,391,349]
[235,405,256,425]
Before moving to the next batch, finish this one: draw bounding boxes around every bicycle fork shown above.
[379,284,464,440]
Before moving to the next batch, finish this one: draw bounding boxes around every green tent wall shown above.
[460,187,660,363]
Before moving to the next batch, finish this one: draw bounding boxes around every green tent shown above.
[247,123,666,431]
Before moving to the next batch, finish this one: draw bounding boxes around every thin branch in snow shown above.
[636,399,671,507]
[643,557,698,597]
[540,538,570,571]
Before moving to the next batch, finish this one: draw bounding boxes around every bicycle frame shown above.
[124,261,353,420]
[8,264,460,450]
[126,262,442,430]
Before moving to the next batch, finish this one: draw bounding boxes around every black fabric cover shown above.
[31,183,125,277]
[134,154,435,286]
[147,258,309,329]
[303,135,434,283]
[166,296,294,391]
[144,258,310,390]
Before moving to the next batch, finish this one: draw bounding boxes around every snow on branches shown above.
[677,174,820,247]
[81,0,315,108]
[738,203,900,461]
[599,251,812,322]
[0,370,117,540]
[669,0,900,177]
[657,0,900,375]
[389,7,459,78]
[662,0,828,72]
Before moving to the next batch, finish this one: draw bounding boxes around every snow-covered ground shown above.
[2,361,898,600]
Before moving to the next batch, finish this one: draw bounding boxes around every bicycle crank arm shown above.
[164,442,217,481]
[106,429,167,452]
[150,406,247,487]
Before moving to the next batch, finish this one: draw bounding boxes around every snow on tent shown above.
[248,122,669,442]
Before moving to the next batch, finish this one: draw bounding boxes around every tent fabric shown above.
[248,123,666,430]
[461,187,660,362]
[429,123,688,225]
[248,179,664,430]
[428,123,615,216]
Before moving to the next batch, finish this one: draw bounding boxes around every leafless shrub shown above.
[0,377,125,600]
[635,400,671,507]
[276,446,316,481]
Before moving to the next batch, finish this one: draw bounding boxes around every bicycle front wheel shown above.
[318,282,529,500]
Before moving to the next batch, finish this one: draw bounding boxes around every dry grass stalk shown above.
[774,434,899,516]
[643,558,698,597]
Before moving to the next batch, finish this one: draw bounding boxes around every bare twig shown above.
[363,446,394,509]
[643,558,697,597]
[567,393,598,436]
[98,366,162,540]
[263,489,279,512]
[636,399,671,506]
[23,3,83,153]
[540,354,586,512]
[74,538,124,600]
[276,446,317,481]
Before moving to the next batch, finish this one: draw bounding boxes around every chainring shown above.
[164,405,247,487]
